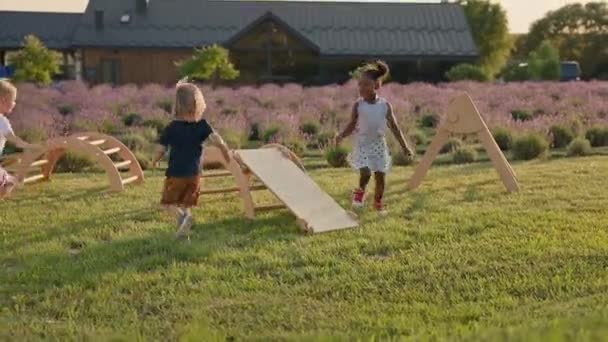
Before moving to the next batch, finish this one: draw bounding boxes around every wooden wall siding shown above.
[82,48,192,85]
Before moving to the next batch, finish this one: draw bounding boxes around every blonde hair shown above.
[174,82,206,121]
[0,80,17,101]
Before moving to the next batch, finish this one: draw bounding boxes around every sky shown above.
[0,0,596,33]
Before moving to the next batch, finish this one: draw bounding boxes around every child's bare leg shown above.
[359,167,371,190]
[374,172,386,204]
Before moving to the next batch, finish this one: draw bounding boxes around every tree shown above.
[177,44,239,87]
[445,63,489,82]
[527,41,560,81]
[502,41,560,82]
[523,2,608,79]
[9,35,61,85]
[458,0,513,78]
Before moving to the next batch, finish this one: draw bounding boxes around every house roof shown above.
[0,11,82,49]
[71,0,478,58]
[0,1,478,59]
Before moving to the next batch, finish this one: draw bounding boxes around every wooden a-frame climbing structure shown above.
[1,132,144,194]
[407,93,520,193]
[200,144,358,234]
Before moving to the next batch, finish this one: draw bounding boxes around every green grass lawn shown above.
[2,155,608,341]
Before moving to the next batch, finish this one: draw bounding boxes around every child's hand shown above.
[403,146,415,158]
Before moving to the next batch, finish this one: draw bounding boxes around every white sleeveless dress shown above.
[347,96,392,173]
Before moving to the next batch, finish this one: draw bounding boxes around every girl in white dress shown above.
[336,61,414,213]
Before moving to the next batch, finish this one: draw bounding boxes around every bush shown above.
[100,119,122,135]
[248,123,261,141]
[143,118,168,134]
[220,130,244,149]
[139,127,158,143]
[585,126,608,147]
[134,151,152,170]
[315,132,335,149]
[566,138,592,157]
[409,130,427,146]
[511,109,532,121]
[325,146,349,168]
[156,99,173,113]
[440,137,463,154]
[300,122,320,137]
[452,146,477,164]
[262,126,281,143]
[122,112,143,127]
[512,134,549,160]
[55,152,98,173]
[285,139,306,157]
[420,113,439,128]
[492,127,513,151]
[446,64,490,82]
[57,104,76,116]
[549,125,574,148]
[19,127,48,143]
[118,132,149,151]
[393,151,415,166]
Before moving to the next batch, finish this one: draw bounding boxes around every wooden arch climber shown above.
[8,132,144,193]
[407,93,520,193]
[200,144,305,220]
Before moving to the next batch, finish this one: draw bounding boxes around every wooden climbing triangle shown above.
[3,132,144,194]
[407,93,520,193]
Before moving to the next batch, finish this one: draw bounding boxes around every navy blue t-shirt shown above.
[159,119,213,177]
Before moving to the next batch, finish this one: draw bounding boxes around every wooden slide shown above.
[1,132,144,195]
[200,144,359,234]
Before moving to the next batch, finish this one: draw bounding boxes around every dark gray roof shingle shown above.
[0,11,81,49]
[72,0,477,58]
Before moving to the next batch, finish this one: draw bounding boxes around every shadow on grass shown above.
[4,213,302,291]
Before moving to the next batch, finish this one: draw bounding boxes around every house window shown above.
[120,13,131,24]
[100,59,121,84]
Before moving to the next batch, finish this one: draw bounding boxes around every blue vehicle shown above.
[560,61,581,81]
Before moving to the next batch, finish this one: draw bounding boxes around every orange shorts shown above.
[160,175,200,208]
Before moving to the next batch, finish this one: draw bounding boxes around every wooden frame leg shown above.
[407,127,450,190]
[477,129,520,192]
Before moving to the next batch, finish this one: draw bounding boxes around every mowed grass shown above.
[2,155,608,341]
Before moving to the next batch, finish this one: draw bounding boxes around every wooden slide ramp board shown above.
[236,148,359,233]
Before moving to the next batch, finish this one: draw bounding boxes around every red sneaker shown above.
[374,199,388,215]
[352,188,365,209]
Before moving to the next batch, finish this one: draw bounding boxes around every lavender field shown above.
[11,80,608,144]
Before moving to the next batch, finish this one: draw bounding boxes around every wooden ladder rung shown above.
[24,174,45,184]
[250,184,267,191]
[200,184,267,195]
[30,159,48,167]
[76,136,89,141]
[254,204,286,212]
[103,147,121,155]
[200,186,240,194]
[202,171,232,178]
[121,175,139,185]
[114,160,132,169]
[89,139,106,146]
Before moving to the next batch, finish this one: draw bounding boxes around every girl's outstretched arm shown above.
[386,102,414,156]
[336,102,359,145]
